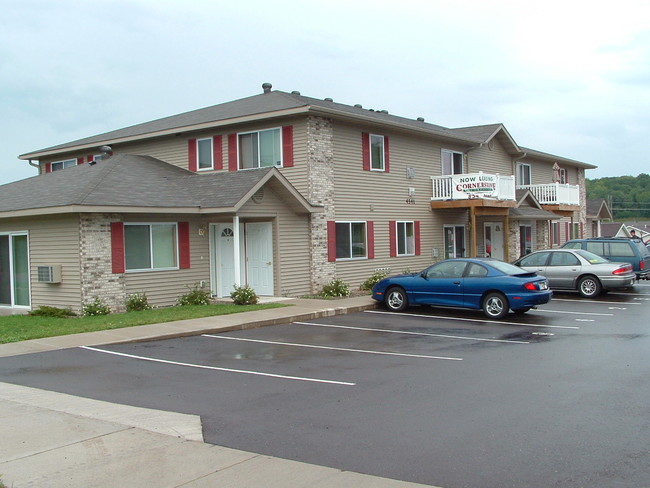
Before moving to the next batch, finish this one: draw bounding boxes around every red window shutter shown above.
[414,221,421,255]
[580,222,584,238]
[389,221,397,257]
[110,222,125,274]
[45,163,52,173]
[178,222,191,269]
[228,133,238,171]
[188,139,197,172]
[361,132,370,171]
[327,221,337,262]
[86,155,94,163]
[213,136,223,170]
[384,136,390,173]
[367,221,375,259]
[77,157,85,165]
[282,126,294,167]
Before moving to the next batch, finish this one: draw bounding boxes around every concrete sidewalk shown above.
[0,296,443,488]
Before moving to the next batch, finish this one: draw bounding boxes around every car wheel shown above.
[385,287,408,312]
[578,275,602,298]
[483,292,509,319]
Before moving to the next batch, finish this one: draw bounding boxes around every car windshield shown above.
[488,260,530,275]
[575,249,609,264]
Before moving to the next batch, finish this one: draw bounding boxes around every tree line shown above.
[586,173,650,219]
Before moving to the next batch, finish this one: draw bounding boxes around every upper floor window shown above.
[559,168,567,184]
[441,150,463,175]
[51,159,77,171]
[517,163,531,185]
[239,128,281,169]
[197,138,213,170]
[124,223,178,271]
[370,134,385,171]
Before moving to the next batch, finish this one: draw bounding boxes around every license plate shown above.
[539,282,548,290]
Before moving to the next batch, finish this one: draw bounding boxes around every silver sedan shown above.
[513,249,635,298]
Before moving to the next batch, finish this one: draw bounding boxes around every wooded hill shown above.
[587,173,650,219]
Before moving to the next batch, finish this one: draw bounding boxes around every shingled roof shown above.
[0,154,318,217]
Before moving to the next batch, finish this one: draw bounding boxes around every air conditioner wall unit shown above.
[37,265,62,283]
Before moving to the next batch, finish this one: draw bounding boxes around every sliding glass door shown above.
[0,233,30,307]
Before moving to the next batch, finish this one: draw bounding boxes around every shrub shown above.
[176,283,212,306]
[82,298,111,316]
[320,279,351,298]
[28,306,76,318]
[125,293,152,312]
[360,270,389,291]
[230,285,259,305]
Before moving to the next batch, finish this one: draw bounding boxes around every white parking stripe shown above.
[202,335,463,361]
[551,298,640,305]
[81,346,355,386]
[294,321,530,344]
[535,309,613,316]
[365,310,580,329]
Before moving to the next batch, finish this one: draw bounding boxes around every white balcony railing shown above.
[517,183,580,205]
[431,173,516,201]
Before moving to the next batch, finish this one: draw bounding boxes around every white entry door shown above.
[484,222,505,261]
[214,224,238,298]
[245,222,274,296]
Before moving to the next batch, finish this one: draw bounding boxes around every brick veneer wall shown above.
[307,116,336,292]
[79,213,127,313]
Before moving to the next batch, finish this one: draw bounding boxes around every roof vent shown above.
[324,97,333,102]
[262,82,272,94]
[354,104,363,108]
[291,90,301,95]
[380,110,389,114]
[417,117,425,122]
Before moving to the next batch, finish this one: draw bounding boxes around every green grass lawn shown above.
[0,303,289,344]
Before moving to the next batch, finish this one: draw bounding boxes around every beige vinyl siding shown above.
[4,215,82,310]
[123,216,209,308]
[238,187,312,296]
[328,123,453,287]
[466,140,514,174]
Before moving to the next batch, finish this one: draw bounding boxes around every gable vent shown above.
[252,188,265,204]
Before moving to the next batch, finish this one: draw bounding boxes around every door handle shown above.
[266,261,272,266]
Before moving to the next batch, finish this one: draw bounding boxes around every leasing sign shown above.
[452,174,498,199]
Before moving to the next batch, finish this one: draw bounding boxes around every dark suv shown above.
[562,237,650,280]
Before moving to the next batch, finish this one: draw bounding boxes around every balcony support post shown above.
[469,206,477,257]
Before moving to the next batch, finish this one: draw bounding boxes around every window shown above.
[197,138,213,170]
[239,128,281,169]
[442,150,463,175]
[549,252,580,266]
[572,223,581,239]
[559,168,567,184]
[551,222,560,246]
[517,163,531,185]
[519,252,550,267]
[444,225,465,258]
[466,263,488,278]
[124,223,178,271]
[335,222,367,259]
[520,225,532,256]
[370,134,385,171]
[396,221,415,256]
[425,260,467,279]
[609,242,635,257]
[51,159,77,171]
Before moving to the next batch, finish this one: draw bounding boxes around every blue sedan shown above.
[371,258,552,319]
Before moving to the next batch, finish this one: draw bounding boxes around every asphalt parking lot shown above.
[1,284,649,488]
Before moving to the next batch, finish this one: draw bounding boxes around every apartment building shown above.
[0,83,597,312]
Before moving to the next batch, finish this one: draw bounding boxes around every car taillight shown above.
[523,282,537,291]
[612,264,633,275]
[641,261,645,270]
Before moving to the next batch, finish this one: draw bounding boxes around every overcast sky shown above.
[1,0,648,185]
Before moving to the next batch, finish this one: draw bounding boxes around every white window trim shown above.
[369,134,385,172]
[237,127,283,170]
[0,231,30,309]
[124,222,180,272]
[51,158,77,171]
[336,221,368,261]
[395,221,415,256]
[441,149,463,176]
[196,137,214,171]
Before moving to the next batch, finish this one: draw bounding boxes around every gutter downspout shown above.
[463,143,483,174]
[28,159,39,168]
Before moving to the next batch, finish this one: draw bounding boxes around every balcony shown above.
[517,183,581,215]
[431,173,516,211]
